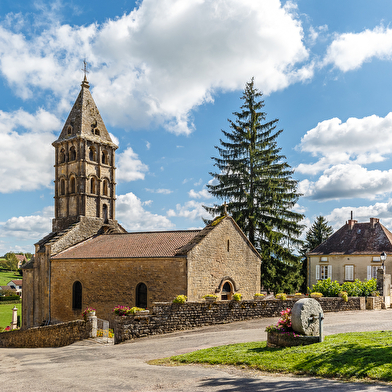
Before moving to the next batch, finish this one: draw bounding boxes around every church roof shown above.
[308,218,392,255]
[51,230,202,259]
[52,77,117,148]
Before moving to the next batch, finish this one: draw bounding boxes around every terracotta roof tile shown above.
[52,230,201,259]
[309,220,392,255]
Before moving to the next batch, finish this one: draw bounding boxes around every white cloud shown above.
[188,188,212,199]
[0,206,53,240]
[167,200,212,221]
[116,192,175,231]
[0,0,310,135]
[0,108,60,193]
[323,25,392,72]
[145,188,173,194]
[116,147,149,182]
[299,164,392,201]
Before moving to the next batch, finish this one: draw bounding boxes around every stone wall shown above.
[0,319,91,348]
[114,297,366,344]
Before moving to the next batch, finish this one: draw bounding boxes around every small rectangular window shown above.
[320,257,328,262]
[372,257,381,262]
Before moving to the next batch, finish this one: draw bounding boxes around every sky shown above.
[2,0,392,254]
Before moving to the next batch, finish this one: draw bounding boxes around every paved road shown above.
[1,310,392,391]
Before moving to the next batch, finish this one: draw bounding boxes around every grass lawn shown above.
[0,269,22,286]
[0,302,21,329]
[170,331,392,382]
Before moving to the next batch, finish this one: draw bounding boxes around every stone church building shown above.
[22,77,261,328]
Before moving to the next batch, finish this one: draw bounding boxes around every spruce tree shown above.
[205,78,304,293]
[300,216,333,291]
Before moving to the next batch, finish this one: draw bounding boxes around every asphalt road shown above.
[1,310,392,391]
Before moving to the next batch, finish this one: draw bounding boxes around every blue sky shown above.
[2,0,392,253]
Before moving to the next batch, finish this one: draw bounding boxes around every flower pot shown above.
[204,297,217,303]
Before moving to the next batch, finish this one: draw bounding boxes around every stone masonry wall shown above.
[187,218,261,301]
[114,297,366,344]
[0,320,91,348]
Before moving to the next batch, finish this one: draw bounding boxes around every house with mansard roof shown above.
[22,76,261,328]
[307,217,392,288]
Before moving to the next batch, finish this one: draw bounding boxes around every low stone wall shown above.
[114,297,366,344]
[0,319,91,348]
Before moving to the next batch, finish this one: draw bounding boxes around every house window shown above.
[136,283,148,308]
[102,151,108,165]
[316,265,332,280]
[345,265,354,281]
[72,281,82,310]
[367,265,380,280]
[59,148,66,164]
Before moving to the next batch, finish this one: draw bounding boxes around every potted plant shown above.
[82,307,96,321]
[233,293,242,301]
[203,294,218,303]
[253,293,265,300]
[275,293,287,301]
[172,295,187,304]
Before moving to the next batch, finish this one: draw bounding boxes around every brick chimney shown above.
[347,211,357,229]
[370,217,379,228]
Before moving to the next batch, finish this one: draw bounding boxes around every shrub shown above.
[310,278,377,297]
[275,293,287,300]
[173,295,187,304]
[233,293,242,301]
[202,294,218,299]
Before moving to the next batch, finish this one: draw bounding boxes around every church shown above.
[22,76,261,328]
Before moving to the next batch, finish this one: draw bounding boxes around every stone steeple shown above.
[52,77,118,232]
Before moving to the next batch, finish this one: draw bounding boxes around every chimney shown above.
[370,217,379,228]
[347,211,357,229]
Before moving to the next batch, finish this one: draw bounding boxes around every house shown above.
[7,280,22,296]
[15,254,27,269]
[0,286,17,296]
[307,217,392,288]
[22,76,262,329]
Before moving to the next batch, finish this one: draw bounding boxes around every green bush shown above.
[0,295,20,302]
[310,278,376,297]
[173,295,187,304]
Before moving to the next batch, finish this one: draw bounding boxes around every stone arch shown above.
[89,146,96,162]
[90,176,97,194]
[60,178,66,196]
[69,175,76,194]
[101,150,109,165]
[59,148,66,164]
[69,146,76,161]
[72,281,82,310]
[217,277,237,301]
[136,282,148,308]
[102,179,109,196]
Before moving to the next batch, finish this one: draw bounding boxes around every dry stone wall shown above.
[114,297,366,344]
[0,320,91,348]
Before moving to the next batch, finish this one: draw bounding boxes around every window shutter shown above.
[327,265,332,279]
[345,265,353,281]
[316,265,320,280]
[367,266,371,280]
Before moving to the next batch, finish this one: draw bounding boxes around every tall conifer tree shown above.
[205,78,304,293]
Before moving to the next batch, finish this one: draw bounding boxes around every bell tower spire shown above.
[52,74,118,232]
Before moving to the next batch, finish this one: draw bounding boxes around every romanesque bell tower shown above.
[52,76,118,232]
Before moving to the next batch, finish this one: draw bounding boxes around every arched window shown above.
[102,150,108,165]
[136,283,147,308]
[90,177,96,194]
[103,204,108,223]
[221,281,233,301]
[59,148,66,164]
[70,176,76,194]
[67,125,72,135]
[89,146,96,161]
[72,281,82,310]
[69,146,76,161]
[227,239,230,252]
[102,179,108,196]
[60,179,65,195]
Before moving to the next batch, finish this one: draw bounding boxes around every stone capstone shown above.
[291,298,323,336]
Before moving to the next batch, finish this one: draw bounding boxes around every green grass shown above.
[170,331,392,382]
[0,269,22,286]
[0,302,21,329]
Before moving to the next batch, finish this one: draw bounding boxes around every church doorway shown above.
[136,283,147,308]
[220,281,233,300]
